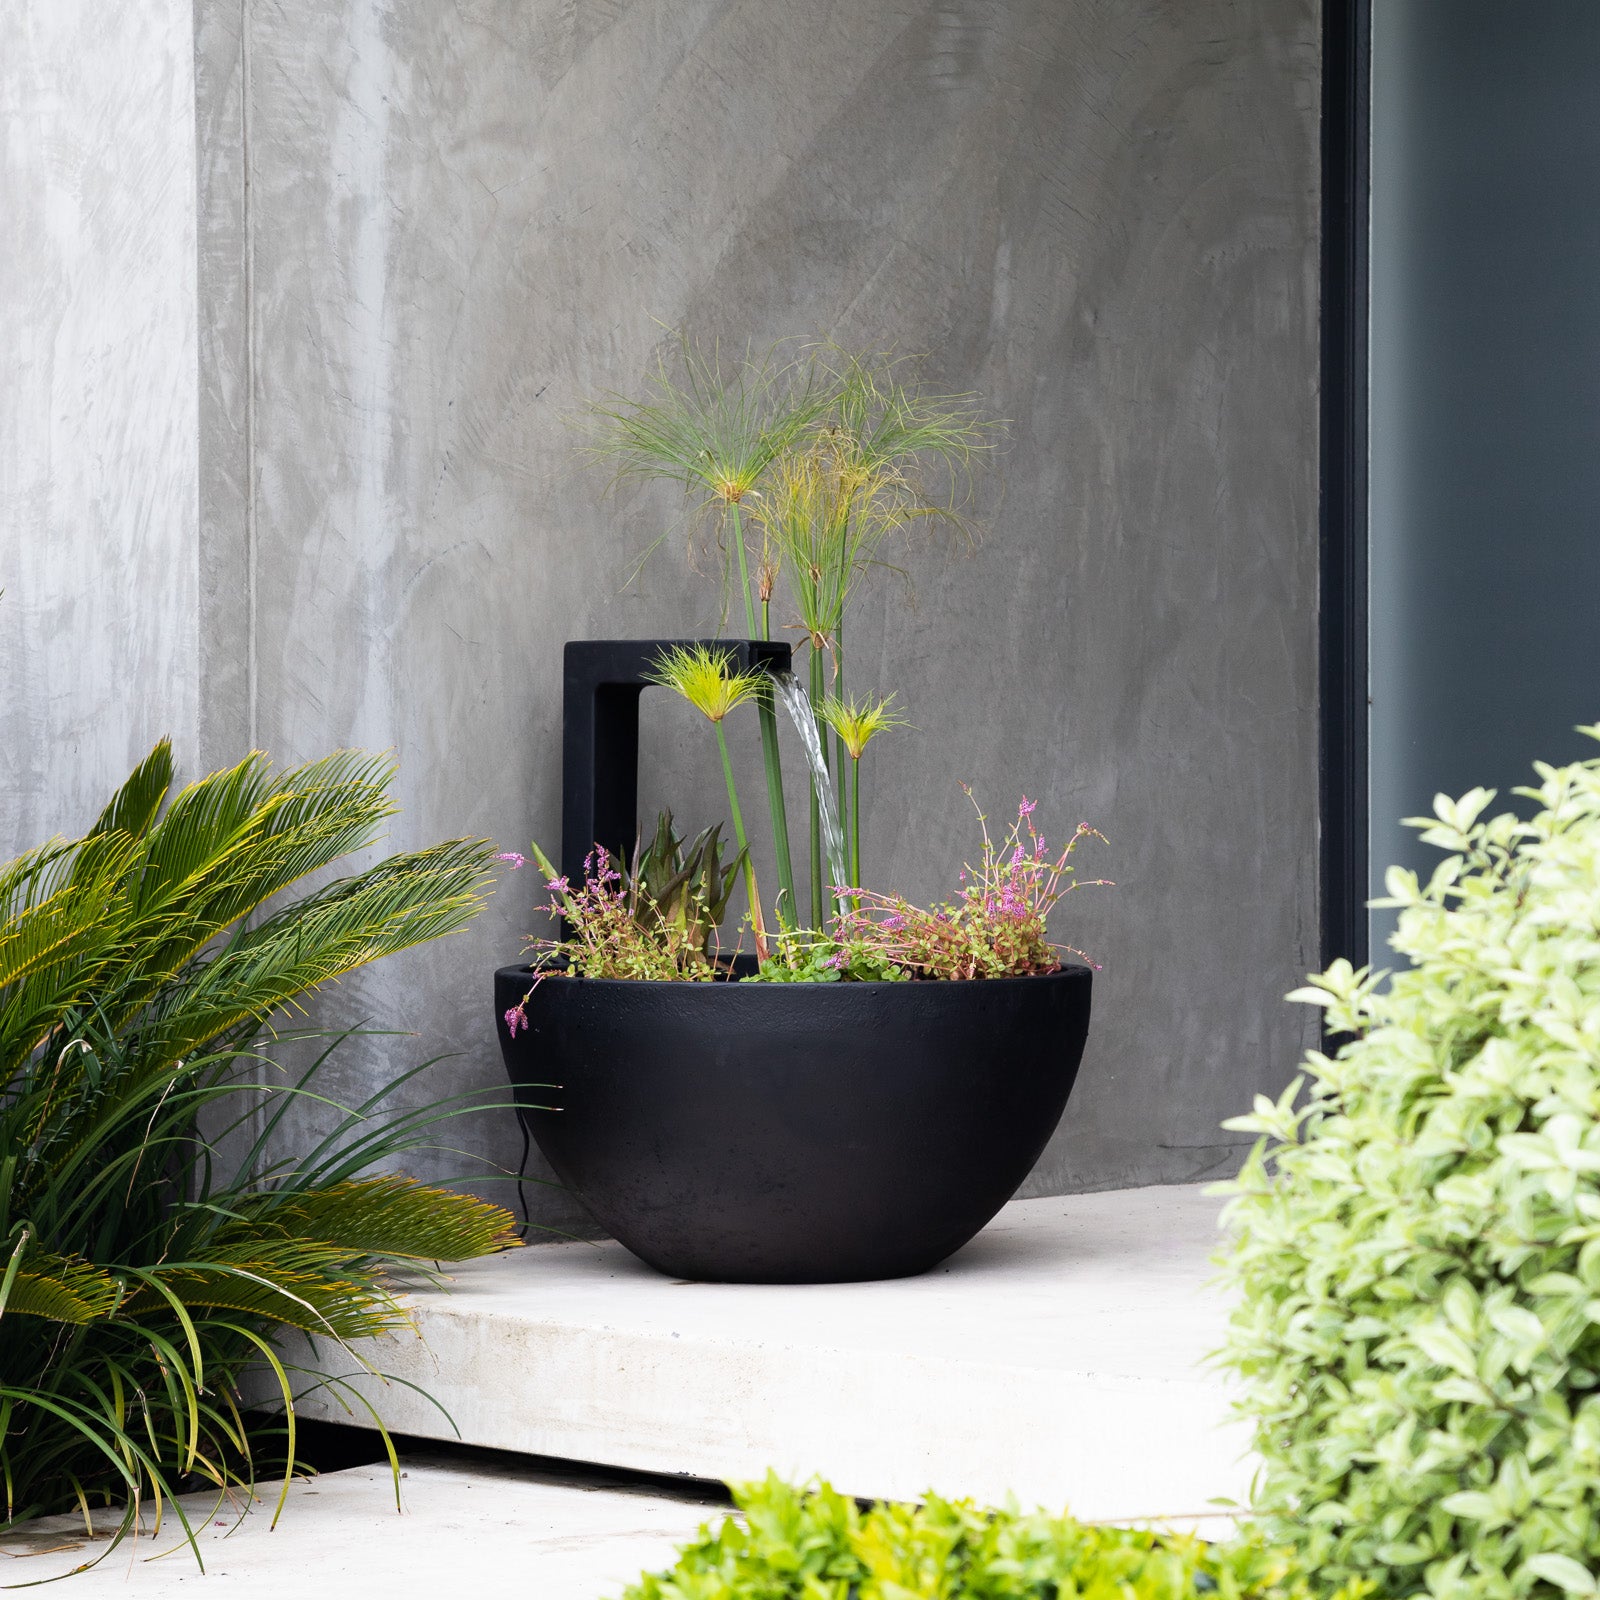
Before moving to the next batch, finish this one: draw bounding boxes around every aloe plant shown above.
[511,811,751,991]
[624,809,746,957]
[0,740,519,1564]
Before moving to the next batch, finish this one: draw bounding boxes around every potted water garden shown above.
[495,343,1108,1284]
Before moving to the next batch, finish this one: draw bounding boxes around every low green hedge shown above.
[623,1477,1353,1600]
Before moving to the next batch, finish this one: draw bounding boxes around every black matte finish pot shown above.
[494,963,1092,1284]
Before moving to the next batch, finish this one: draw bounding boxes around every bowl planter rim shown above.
[502,958,1094,991]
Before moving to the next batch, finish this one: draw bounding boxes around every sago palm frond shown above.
[132,748,394,924]
[133,838,492,1068]
[238,1175,524,1261]
[128,1247,410,1343]
[0,1235,124,1323]
[0,835,141,1074]
[11,840,492,1196]
[84,738,173,843]
[102,749,400,1026]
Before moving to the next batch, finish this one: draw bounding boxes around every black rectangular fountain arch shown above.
[560,638,792,888]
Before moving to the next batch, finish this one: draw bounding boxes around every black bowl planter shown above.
[495,960,1092,1284]
[494,638,1096,1285]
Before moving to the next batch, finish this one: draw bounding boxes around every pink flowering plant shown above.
[536,845,720,982]
[501,818,750,1032]
[753,791,1109,983]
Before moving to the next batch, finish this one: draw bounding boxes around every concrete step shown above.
[288,1183,1253,1523]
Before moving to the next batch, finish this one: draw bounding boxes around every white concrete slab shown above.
[4,1458,722,1594]
[285,1185,1253,1522]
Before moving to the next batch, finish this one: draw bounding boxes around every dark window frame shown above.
[1320,0,1371,971]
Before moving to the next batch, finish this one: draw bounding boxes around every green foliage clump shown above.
[625,1476,1323,1600]
[1,740,518,1552]
[1219,730,1600,1600]
[745,929,909,983]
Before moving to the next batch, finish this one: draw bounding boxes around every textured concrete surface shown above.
[272,1187,1254,1522]
[188,0,1322,1225]
[0,1,1319,1222]
[0,0,200,852]
[6,1456,724,1594]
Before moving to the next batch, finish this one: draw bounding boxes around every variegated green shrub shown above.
[1219,730,1600,1600]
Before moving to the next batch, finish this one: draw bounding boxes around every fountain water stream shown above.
[771,672,850,901]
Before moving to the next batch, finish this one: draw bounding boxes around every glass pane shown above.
[1369,0,1600,951]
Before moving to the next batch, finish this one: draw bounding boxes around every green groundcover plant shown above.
[623,1475,1348,1600]
[1218,730,1600,1600]
[1,740,519,1561]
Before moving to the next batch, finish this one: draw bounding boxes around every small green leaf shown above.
[1525,1554,1599,1595]
[1439,1491,1500,1523]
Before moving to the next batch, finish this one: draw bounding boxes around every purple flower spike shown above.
[496,851,527,870]
[1019,796,1037,817]
[503,1006,527,1038]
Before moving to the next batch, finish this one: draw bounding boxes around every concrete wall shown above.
[189,0,1311,1229]
[1,0,200,851]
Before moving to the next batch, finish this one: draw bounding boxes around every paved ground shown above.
[7,1185,1248,1592]
[3,1454,726,1595]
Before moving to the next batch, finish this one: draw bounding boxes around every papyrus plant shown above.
[1218,729,1600,1600]
[586,340,828,920]
[646,642,770,956]
[586,339,996,929]
[817,691,907,891]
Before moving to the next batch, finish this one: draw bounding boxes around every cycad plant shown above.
[0,739,519,1560]
[588,339,997,930]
